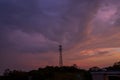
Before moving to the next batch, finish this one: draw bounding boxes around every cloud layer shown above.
[0,0,120,74]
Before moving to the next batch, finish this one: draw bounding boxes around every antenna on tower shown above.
[59,45,63,67]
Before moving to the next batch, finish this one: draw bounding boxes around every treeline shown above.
[0,66,92,80]
[89,61,120,72]
[1,61,120,80]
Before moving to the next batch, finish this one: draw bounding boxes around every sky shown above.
[0,0,120,74]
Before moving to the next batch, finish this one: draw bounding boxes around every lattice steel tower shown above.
[59,45,63,67]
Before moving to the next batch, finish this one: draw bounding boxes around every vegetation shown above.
[105,61,120,71]
[1,61,120,80]
[89,61,120,72]
[0,66,92,80]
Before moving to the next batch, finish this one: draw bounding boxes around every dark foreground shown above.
[0,66,92,80]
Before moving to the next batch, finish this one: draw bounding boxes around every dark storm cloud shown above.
[0,0,99,54]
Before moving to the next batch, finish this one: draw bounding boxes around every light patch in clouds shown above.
[96,5,117,22]
[66,48,120,68]
[67,48,112,61]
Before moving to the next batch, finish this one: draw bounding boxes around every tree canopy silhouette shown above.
[1,66,92,80]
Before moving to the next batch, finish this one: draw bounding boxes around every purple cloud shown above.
[1,0,120,75]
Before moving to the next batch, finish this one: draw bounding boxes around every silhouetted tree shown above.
[89,66,102,72]
[1,66,92,80]
[113,61,120,67]
[3,69,11,76]
[105,61,120,71]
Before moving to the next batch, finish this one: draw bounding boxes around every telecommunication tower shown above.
[59,45,63,67]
